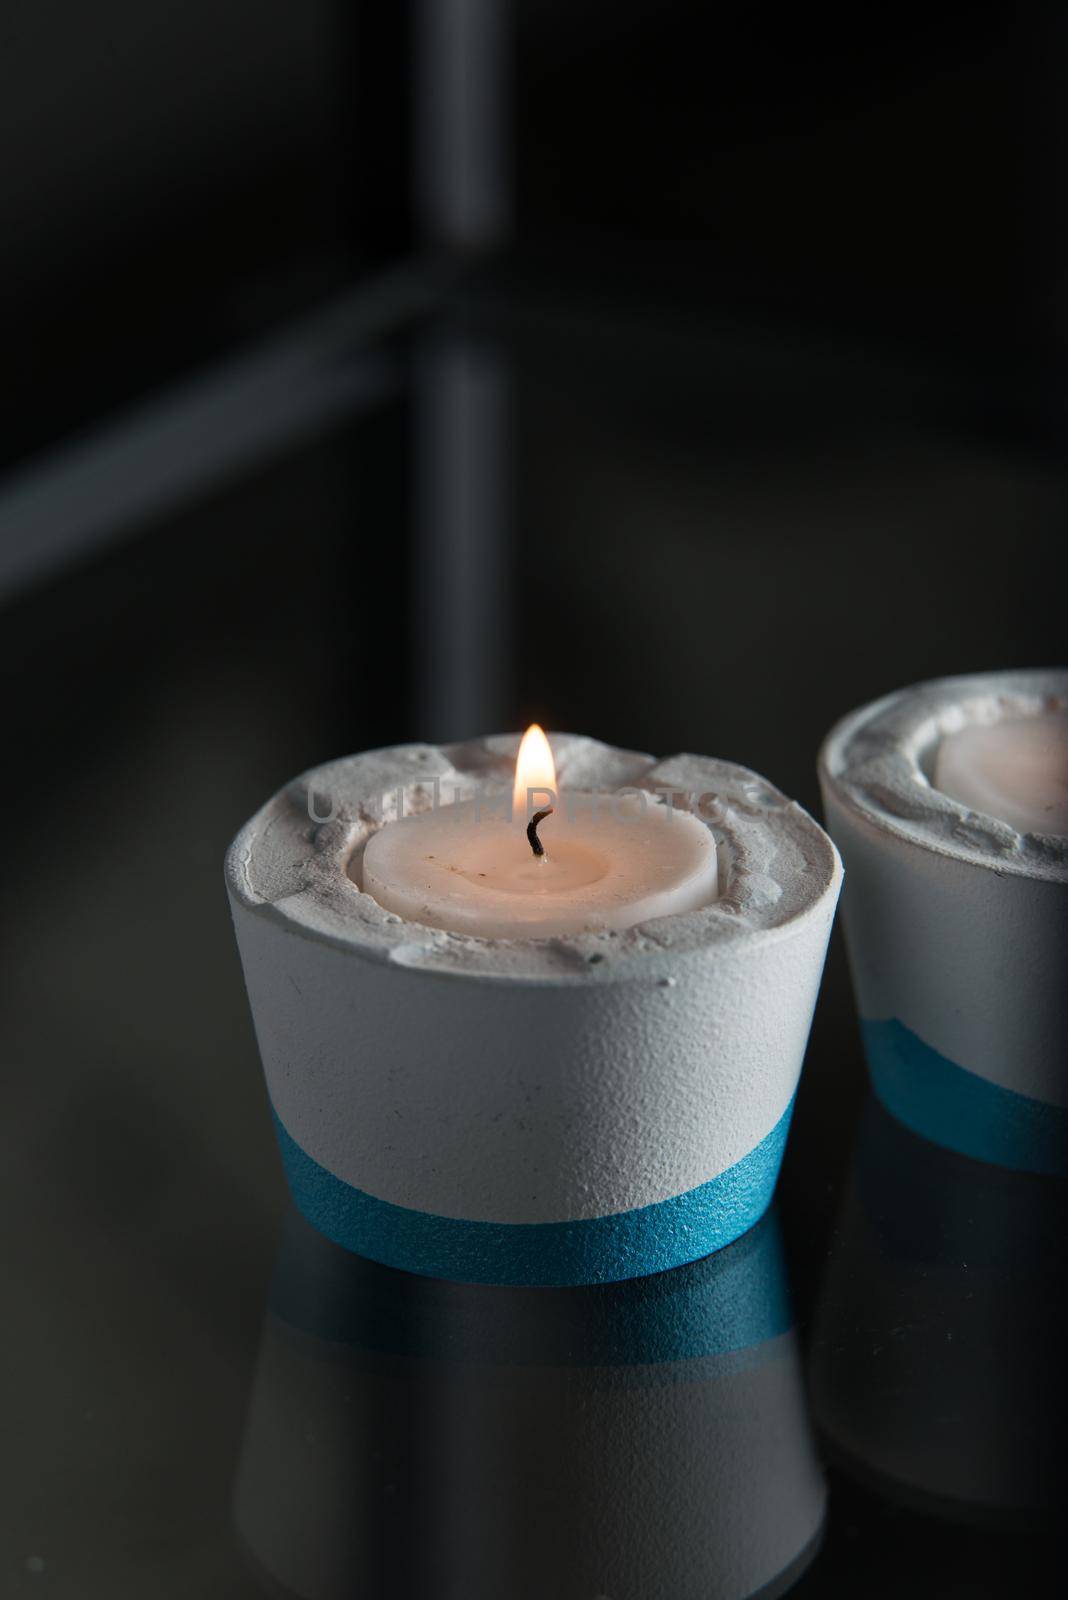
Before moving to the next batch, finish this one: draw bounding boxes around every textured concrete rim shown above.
[819,668,1068,885]
[226,733,842,986]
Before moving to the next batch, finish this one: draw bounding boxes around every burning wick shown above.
[527,807,554,859]
[515,724,558,861]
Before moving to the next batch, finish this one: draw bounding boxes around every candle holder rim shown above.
[819,667,1068,884]
[226,737,843,986]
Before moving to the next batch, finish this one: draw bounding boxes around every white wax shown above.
[933,712,1068,835]
[359,792,719,939]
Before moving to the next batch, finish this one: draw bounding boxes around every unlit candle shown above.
[933,711,1068,835]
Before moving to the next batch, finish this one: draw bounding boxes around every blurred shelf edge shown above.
[0,261,453,608]
[1,241,1053,611]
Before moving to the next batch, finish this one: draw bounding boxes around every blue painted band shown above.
[271,1098,796,1287]
[861,1018,1068,1177]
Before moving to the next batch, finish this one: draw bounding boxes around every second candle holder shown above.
[819,670,1068,1175]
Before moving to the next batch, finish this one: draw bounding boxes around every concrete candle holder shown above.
[234,1205,826,1599]
[820,669,1068,1174]
[226,733,841,1285]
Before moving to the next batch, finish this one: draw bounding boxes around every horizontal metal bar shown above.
[0,260,449,603]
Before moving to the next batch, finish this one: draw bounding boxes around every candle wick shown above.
[526,807,554,859]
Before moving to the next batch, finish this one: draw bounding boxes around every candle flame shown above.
[513,723,557,816]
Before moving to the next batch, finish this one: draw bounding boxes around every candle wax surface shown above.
[933,712,1068,836]
[358,792,720,939]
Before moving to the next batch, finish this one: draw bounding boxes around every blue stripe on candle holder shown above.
[861,1017,1068,1176]
[270,1098,796,1287]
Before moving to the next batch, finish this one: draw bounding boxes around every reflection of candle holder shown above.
[226,734,840,1284]
[810,1094,1067,1523]
[234,1205,826,1599]
[820,670,1068,1174]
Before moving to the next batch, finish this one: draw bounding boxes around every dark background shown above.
[1,3,1063,1594]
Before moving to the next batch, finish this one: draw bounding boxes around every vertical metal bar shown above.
[411,0,514,741]
[412,0,512,252]
[414,332,513,741]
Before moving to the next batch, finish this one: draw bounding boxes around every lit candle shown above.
[361,724,719,938]
[933,711,1068,835]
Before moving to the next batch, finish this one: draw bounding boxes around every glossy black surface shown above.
[2,273,1064,1595]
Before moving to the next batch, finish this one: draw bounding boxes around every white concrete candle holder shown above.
[226,733,841,1285]
[820,669,1068,1174]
